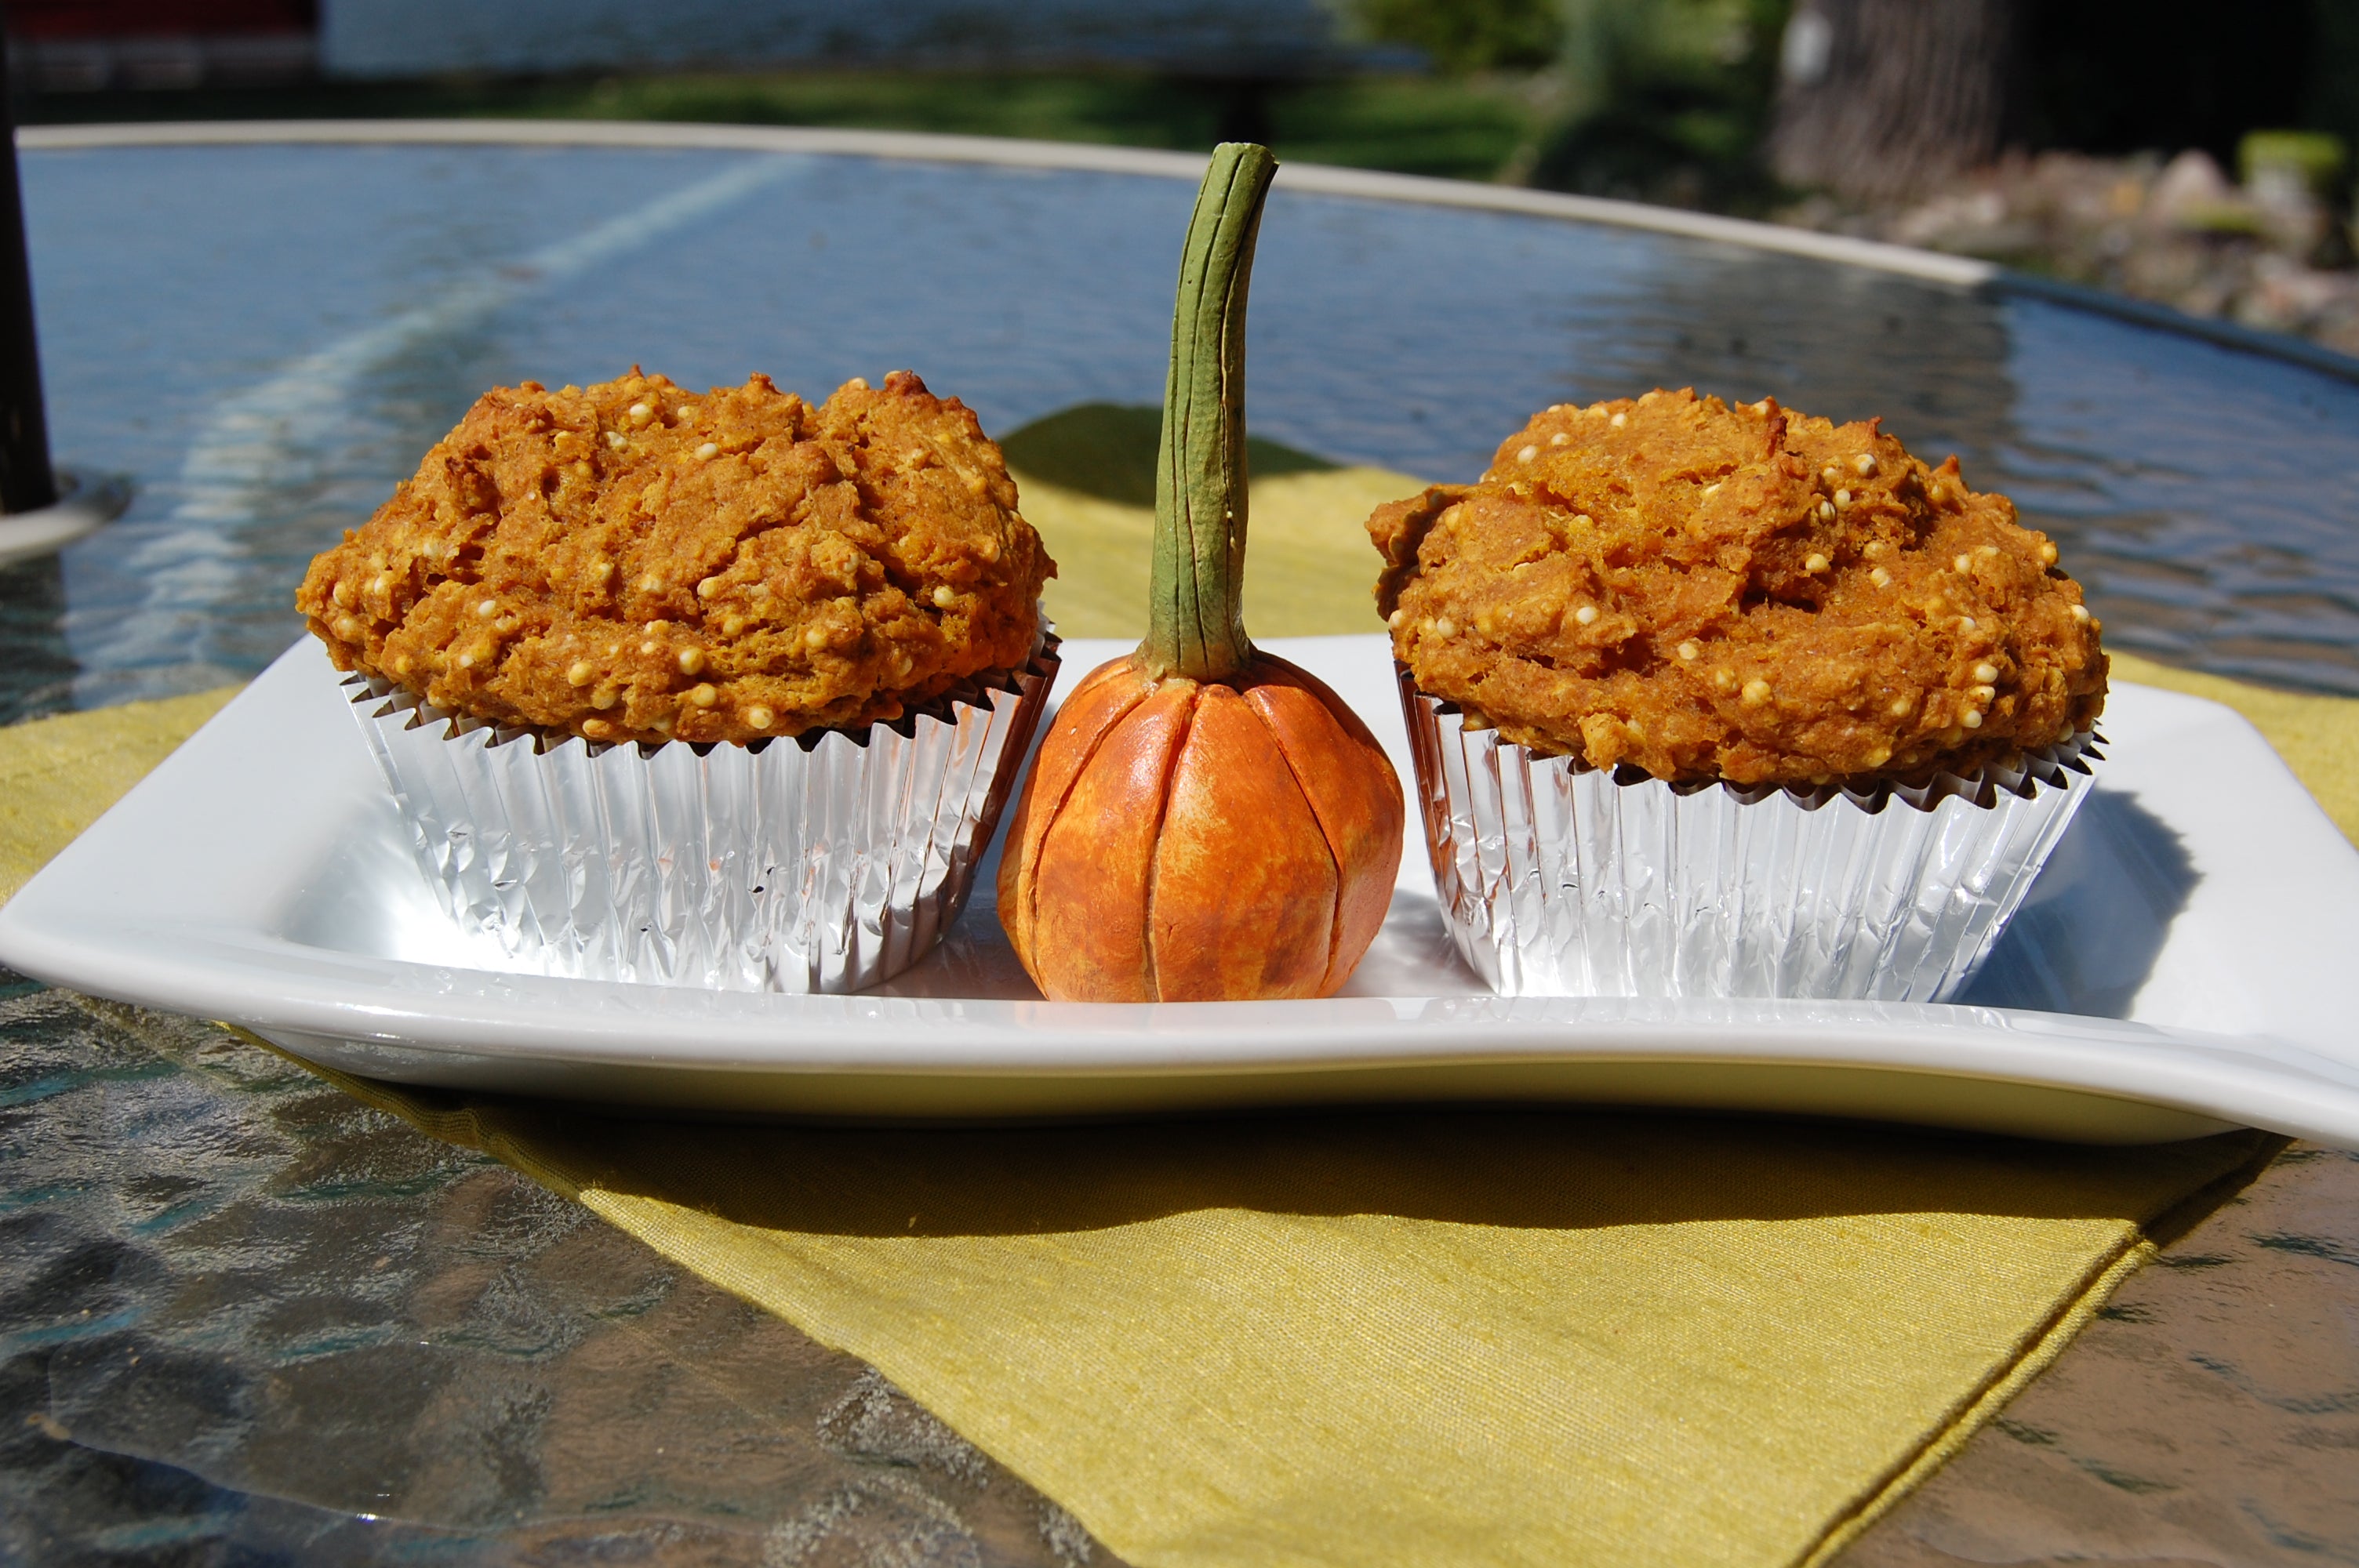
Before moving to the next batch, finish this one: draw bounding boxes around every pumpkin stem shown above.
[1143,142,1276,684]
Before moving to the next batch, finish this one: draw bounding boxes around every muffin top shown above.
[298,368,1053,746]
[1369,389,2106,786]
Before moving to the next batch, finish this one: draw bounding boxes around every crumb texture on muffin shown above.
[1369,388,2106,786]
[297,368,1054,745]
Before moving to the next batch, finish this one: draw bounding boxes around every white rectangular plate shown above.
[6,635,2359,1146]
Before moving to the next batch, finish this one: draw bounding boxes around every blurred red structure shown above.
[8,0,316,89]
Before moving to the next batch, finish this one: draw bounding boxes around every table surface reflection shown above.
[2,126,2355,1563]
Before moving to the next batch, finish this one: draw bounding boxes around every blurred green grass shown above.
[20,70,1543,184]
[12,0,1788,203]
[25,0,2359,215]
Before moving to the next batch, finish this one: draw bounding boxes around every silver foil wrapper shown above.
[345,637,1060,993]
[1400,670,2099,1001]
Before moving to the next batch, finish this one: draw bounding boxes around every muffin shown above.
[1370,390,2103,1001]
[300,368,1050,744]
[300,368,1060,993]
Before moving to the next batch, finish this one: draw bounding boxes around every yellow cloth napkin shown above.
[279,1063,2274,1568]
[0,686,238,904]
[0,456,2343,1566]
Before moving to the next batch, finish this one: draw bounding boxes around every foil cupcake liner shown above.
[1399,668,2100,1001]
[344,636,1060,994]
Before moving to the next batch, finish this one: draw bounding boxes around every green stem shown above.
[1143,142,1276,684]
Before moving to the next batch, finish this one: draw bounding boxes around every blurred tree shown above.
[2311,1,2359,171]
[2020,0,2324,168]
[1528,0,1790,212]
[1344,0,1561,72]
[1766,0,2017,199]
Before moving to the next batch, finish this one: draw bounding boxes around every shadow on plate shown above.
[1960,789,2198,1018]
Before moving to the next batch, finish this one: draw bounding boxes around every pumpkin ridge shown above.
[1250,651,1392,756]
[1009,673,1149,969]
[1137,684,1205,1002]
[1031,682,1190,999]
[1245,680,1349,992]
[1241,656,1405,996]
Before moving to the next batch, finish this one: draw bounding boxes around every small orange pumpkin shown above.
[997,144,1404,1002]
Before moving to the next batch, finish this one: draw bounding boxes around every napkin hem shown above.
[1797,1237,2150,1566]
[1797,1127,2286,1564]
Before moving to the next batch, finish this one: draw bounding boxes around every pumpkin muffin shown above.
[299,368,1053,746]
[1369,388,2105,786]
